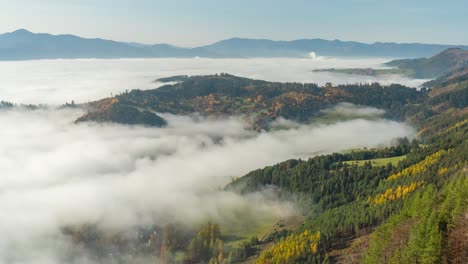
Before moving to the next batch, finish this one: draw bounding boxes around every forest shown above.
[59,68,468,263]
[223,102,467,263]
[76,73,429,130]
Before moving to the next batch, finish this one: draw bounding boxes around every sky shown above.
[0,0,467,47]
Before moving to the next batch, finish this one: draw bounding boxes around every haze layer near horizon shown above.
[1,0,467,46]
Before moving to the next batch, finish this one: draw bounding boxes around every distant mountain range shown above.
[1,29,468,60]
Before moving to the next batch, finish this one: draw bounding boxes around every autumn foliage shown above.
[386,150,447,181]
[255,230,320,264]
[370,181,424,204]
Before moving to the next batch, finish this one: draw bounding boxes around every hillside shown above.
[226,102,467,264]
[385,48,468,78]
[314,48,468,79]
[1,29,468,60]
[66,63,468,264]
[76,74,428,129]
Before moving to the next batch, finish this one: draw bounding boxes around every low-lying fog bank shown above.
[0,57,428,105]
[0,104,415,263]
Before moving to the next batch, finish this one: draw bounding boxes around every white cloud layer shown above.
[0,106,415,263]
[0,57,428,105]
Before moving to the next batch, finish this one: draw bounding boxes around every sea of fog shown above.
[0,107,415,263]
[0,57,429,105]
[0,58,418,263]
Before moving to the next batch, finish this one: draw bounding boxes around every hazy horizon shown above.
[1,0,467,46]
[2,28,468,48]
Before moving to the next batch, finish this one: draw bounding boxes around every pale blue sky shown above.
[1,0,467,46]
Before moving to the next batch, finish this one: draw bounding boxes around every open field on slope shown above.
[344,155,406,167]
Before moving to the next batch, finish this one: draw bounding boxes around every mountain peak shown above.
[11,28,33,34]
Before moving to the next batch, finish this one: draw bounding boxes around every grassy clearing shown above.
[222,214,304,250]
[344,155,406,167]
[222,217,277,248]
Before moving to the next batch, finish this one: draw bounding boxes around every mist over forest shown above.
[1,3,467,262]
[0,100,416,263]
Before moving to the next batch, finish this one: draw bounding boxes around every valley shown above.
[0,25,466,264]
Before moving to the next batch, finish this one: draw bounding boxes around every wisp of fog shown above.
[0,104,415,263]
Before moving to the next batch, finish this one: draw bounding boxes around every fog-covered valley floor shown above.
[0,57,428,105]
[0,105,415,263]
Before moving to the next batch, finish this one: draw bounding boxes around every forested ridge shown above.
[222,70,467,263]
[76,73,428,129]
[225,107,467,264]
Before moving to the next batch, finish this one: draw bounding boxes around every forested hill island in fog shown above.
[1,29,468,60]
[75,74,427,129]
